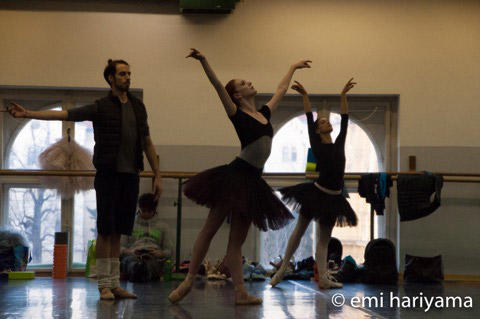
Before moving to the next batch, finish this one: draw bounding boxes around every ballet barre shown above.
[1,169,479,182]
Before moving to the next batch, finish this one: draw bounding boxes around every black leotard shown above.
[307,112,348,190]
[229,105,273,169]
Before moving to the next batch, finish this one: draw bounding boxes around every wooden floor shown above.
[0,277,478,318]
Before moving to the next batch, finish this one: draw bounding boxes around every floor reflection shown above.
[0,278,477,319]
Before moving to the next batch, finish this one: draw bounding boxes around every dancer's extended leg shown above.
[223,213,260,305]
[270,214,312,287]
[316,221,342,289]
[168,209,225,303]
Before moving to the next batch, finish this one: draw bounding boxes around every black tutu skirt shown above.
[279,182,357,227]
[184,157,294,231]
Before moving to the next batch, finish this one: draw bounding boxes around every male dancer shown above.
[8,59,163,300]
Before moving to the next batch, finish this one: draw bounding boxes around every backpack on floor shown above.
[128,255,150,282]
[360,238,398,284]
[404,254,444,283]
[335,255,359,283]
[296,256,315,272]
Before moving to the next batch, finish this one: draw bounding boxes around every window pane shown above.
[7,187,61,266]
[7,108,62,169]
[72,190,97,266]
[332,192,374,264]
[72,120,96,267]
[74,120,95,154]
[266,115,310,173]
[265,112,380,173]
[260,192,315,267]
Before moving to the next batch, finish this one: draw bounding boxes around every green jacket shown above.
[121,214,173,257]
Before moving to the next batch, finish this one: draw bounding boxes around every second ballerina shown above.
[270,78,358,289]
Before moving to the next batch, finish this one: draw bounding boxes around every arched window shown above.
[260,112,380,266]
[265,112,380,173]
[7,108,62,169]
[6,107,62,266]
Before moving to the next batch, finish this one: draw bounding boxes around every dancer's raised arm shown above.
[291,80,323,151]
[291,80,312,114]
[336,78,357,145]
[187,48,237,116]
[340,77,356,114]
[266,60,311,112]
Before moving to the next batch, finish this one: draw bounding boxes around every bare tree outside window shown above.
[7,188,60,264]
[6,110,62,266]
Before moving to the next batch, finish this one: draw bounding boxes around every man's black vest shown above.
[92,92,148,171]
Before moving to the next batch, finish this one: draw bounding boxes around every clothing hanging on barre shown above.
[397,172,444,222]
[358,173,393,215]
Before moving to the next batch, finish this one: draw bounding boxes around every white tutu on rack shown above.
[38,136,94,199]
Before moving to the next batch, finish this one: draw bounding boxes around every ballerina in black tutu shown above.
[270,78,357,289]
[168,48,311,305]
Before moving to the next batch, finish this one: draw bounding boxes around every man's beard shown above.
[116,81,130,92]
